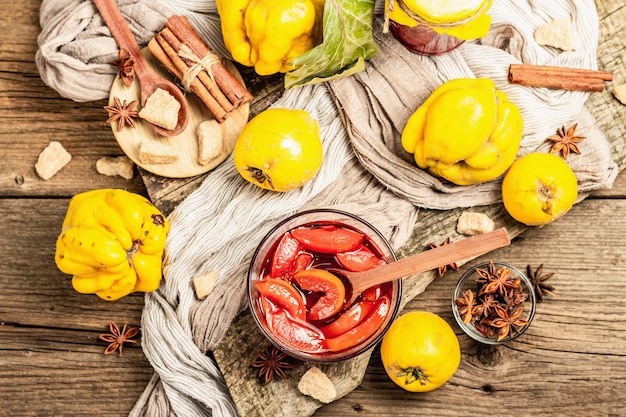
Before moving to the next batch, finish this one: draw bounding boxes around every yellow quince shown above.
[402,78,523,185]
[233,108,323,192]
[216,0,325,76]
[55,189,169,301]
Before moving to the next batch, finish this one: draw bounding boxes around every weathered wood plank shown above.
[0,327,152,417]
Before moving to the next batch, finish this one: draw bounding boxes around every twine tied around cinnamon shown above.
[177,43,221,92]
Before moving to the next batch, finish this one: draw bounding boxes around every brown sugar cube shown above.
[196,119,224,165]
[613,84,626,105]
[138,139,179,164]
[297,366,337,404]
[96,156,135,179]
[138,88,181,130]
[192,270,218,300]
[456,211,495,236]
[534,17,574,51]
[35,141,72,180]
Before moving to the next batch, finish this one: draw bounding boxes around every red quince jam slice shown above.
[336,245,385,272]
[293,269,346,321]
[292,253,313,274]
[324,296,390,352]
[291,225,363,254]
[362,285,383,302]
[320,299,376,339]
[270,232,302,278]
[255,278,306,321]
[266,308,324,353]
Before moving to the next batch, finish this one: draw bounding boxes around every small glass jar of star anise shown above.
[452,261,536,345]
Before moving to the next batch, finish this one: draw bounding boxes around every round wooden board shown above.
[108,48,249,178]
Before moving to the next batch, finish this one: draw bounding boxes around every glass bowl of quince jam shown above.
[248,209,402,362]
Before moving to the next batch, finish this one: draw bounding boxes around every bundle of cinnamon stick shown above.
[148,15,253,123]
[508,64,613,92]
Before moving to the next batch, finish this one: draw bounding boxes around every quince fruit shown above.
[402,78,523,185]
[502,152,578,226]
[216,0,325,75]
[381,311,461,392]
[233,108,323,192]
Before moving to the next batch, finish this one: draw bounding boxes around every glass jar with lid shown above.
[385,0,493,55]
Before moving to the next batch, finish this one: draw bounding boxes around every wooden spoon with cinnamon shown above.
[94,0,188,137]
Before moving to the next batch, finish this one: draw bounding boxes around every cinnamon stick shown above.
[148,37,229,123]
[159,28,234,113]
[508,64,613,92]
[165,15,254,106]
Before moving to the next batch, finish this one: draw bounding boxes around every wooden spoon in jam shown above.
[330,228,512,306]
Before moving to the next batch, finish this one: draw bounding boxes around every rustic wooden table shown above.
[1,1,625,416]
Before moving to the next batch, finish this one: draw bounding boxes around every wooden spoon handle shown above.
[353,228,511,293]
[93,0,149,74]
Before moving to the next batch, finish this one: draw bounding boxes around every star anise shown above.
[454,289,477,324]
[429,237,459,277]
[527,264,555,303]
[477,263,520,296]
[503,288,528,308]
[251,345,294,384]
[99,322,139,356]
[489,305,529,342]
[475,260,498,286]
[472,293,498,318]
[104,97,139,131]
[474,318,497,339]
[111,48,135,87]
[547,124,585,160]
